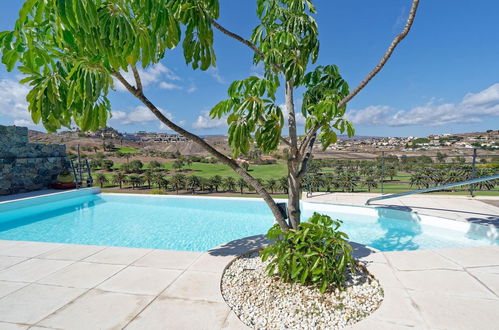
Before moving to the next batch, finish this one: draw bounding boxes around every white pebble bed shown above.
[221,251,383,329]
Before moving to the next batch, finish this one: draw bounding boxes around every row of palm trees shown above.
[410,168,497,190]
[94,172,290,195]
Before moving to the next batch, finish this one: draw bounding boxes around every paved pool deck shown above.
[0,191,497,329]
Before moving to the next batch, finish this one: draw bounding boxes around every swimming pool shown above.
[0,191,497,251]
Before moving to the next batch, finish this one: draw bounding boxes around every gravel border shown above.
[221,251,383,329]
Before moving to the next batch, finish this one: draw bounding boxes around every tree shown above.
[149,160,162,171]
[277,176,288,194]
[237,178,247,194]
[363,176,378,193]
[186,175,201,194]
[171,174,186,194]
[172,160,185,172]
[1,0,419,230]
[101,159,114,171]
[266,178,277,194]
[112,172,126,189]
[152,175,169,190]
[436,152,448,163]
[223,176,237,192]
[209,175,223,192]
[143,170,154,189]
[129,160,143,173]
[95,173,108,188]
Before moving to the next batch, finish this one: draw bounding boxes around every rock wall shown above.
[0,125,67,195]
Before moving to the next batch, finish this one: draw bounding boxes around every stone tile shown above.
[384,250,461,271]
[37,262,125,289]
[435,246,499,268]
[162,270,223,303]
[348,317,427,329]
[125,297,229,330]
[396,269,496,299]
[0,284,84,324]
[467,270,499,297]
[37,244,105,261]
[83,247,151,265]
[365,262,404,288]
[368,286,426,327]
[38,289,153,330]
[0,241,27,251]
[0,242,62,258]
[0,281,27,299]
[221,311,250,330]
[0,256,27,271]
[188,253,235,274]
[359,251,387,264]
[133,250,201,270]
[0,322,29,330]
[0,259,73,283]
[409,291,499,330]
[97,266,181,295]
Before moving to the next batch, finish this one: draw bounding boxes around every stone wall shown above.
[0,125,67,195]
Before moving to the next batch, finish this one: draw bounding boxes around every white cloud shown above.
[0,79,44,130]
[113,63,182,92]
[193,110,227,129]
[280,100,306,126]
[159,82,181,90]
[187,84,198,94]
[347,83,499,127]
[111,105,173,125]
[207,67,225,84]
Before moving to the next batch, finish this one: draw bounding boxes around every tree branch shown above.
[212,20,265,58]
[131,65,142,92]
[296,133,317,179]
[337,0,420,108]
[299,0,419,154]
[111,71,290,230]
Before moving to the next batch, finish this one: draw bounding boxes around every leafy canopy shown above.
[0,0,219,132]
[210,0,353,157]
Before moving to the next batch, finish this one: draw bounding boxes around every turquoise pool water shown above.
[0,193,496,251]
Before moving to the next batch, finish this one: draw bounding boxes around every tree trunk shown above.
[113,72,290,231]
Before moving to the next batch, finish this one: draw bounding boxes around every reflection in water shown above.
[369,207,423,251]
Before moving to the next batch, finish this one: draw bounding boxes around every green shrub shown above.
[260,213,356,293]
[151,189,164,195]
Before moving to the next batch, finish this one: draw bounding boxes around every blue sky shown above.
[1,0,498,137]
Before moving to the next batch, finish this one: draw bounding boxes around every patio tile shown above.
[162,270,223,303]
[0,322,29,330]
[0,281,27,299]
[396,269,496,299]
[348,317,427,329]
[409,291,499,330]
[38,289,153,330]
[37,262,125,289]
[133,250,202,270]
[367,286,426,327]
[221,311,251,330]
[0,242,62,258]
[0,284,84,324]
[188,253,234,274]
[365,262,404,288]
[384,250,461,271]
[0,241,27,251]
[435,246,499,268]
[0,259,73,283]
[467,269,499,297]
[125,297,230,330]
[0,256,27,271]
[97,266,181,295]
[359,251,387,264]
[37,244,105,261]
[83,247,151,265]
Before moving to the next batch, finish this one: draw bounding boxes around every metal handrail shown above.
[365,174,499,205]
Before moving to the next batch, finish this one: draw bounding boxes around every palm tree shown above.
[112,172,126,189]
[152,174,167,189]
[363,176,378,192]
[95,173,108,188]
[223,177,236,192]
[209,175,223,192]
[128,175,143,189]
[171,174,186,194]
[199,177,210,192]
[266,178,277,194]
[186,175,200,194]
[277,176,288,194]
[237,178,247,194]
[172,159,184,172]
[143,170,154,189]
[340,173,358,192]
[410,171,426,189]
